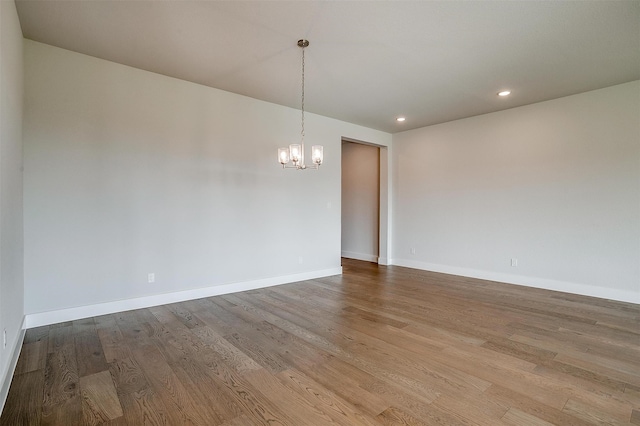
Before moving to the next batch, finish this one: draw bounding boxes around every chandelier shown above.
[278,39,323,170]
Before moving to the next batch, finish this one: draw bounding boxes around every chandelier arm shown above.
[281,163,319,170]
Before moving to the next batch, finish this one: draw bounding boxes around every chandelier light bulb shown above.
[312,145,323,165]
[289,144,301,164]
[278,148,289,165]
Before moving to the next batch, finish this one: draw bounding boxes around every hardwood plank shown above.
[223,328,292,374]
[41,395,82,426]
[377,406,428,425]
[43,344,79,408]
[234,290,321,331]
[276,368,380,426]
[553,351,640,387]
[129,344,211,425]
[483,384,594,426]
[79,370,124,425]
[220,414,255,426]
[147,305,179,325]
[365,379,472,425]
[241,368,331,425]
[97,325,132,363]
[224,292,340,368]
[562,397,632,425]
[342,305,410,329]
[533,363,634,405]
[191,325,262,373]
[118,386,172,426]
[191,353,298,425]
[154,324,244,422]
[431,393,508,425]
[562,393,634,423]
[0,370,44,425]
[149,317,292,424]
[304,357,390,417]
[170,361,242,424]
[109,356,150,396]
[332,318,494,395]
[165,302,204,329]
[626,383,640,405]
[14,340,47,374]
[501,407,554,426]
[188,302,237,336]
[23,325,50,344]
[93,314,117,330]
[74,319,109,377]
[480,337,558,365]
[47,324,73,354]
[510,324,640,366]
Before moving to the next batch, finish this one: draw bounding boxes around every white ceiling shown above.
[15,0,640,133]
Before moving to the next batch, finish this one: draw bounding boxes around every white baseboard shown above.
[25,267,342,329]
[342,251,378,263]
[0,316,26,415]
[392,258,639,304]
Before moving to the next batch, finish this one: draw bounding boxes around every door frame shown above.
[341,137,391,265]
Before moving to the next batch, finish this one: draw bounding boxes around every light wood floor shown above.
[2,259,639,425]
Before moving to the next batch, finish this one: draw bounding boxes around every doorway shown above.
[341,141,380,263]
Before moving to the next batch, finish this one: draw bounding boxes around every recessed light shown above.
[498,90,511,97]
[396,117,406,122]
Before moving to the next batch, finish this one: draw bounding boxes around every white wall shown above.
[342,142,379,262]
[0,0,25,408]
[23,40,391,322]
[21,38,637,329]
[392,81,640,303]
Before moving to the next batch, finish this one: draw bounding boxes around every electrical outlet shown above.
[298,256,303,264]
[410,247,416,255]
[3,329,6,348]
[148,273,155,283]
[511,258,518,267]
